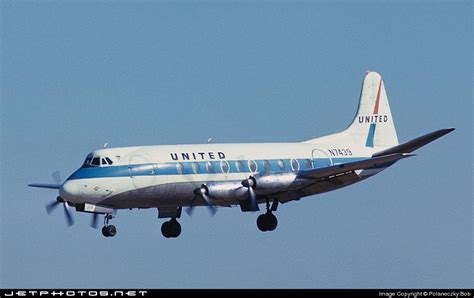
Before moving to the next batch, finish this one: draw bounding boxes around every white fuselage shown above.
[60,141,380,210]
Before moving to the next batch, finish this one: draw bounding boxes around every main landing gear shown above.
[161,218,181,238]
[257,199,278,232]
[101,214,117,237]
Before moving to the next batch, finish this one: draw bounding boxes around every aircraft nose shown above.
[60,180,79,200]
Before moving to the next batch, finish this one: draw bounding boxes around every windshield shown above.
[82,153,113,168]
[83,154,93,167]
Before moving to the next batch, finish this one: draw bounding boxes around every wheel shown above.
[101,225,117,237]
[265,213,278,231]
[257,213,278,232]
[162,220,181,238]
[161,221,172,238]
[257,214,268,232]
[170,220,181,238]
[102,226,109,237]
[106,225,117,237]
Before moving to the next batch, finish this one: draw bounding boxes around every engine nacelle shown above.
[253,173,307,195]
[205,181,247,201]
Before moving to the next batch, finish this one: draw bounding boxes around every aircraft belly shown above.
[98,170,378,209]
[300,172,367,198]
[99,181,238,209]
[264,172,371,204]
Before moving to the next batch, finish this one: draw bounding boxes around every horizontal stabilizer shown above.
[28,184,61,189]
[372,128,455,157]
[298,153,414,180]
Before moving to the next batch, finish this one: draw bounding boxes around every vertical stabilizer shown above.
[304,71,399,149]
[348,71,398,148]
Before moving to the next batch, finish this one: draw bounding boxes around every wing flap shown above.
[298,153,414,180]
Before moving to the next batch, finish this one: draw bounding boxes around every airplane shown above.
[29,71,454,238]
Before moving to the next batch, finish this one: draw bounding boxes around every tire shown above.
[257,214,268,232]
[170,221,182,238]
[102,226,109,237]
[161,221,172,238]
[106,225,117,237]
[265,213,278,231]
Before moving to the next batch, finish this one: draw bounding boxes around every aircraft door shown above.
[128,154,156,191]
[311,149,333,169]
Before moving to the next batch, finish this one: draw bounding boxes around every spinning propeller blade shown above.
[45,196,75,227]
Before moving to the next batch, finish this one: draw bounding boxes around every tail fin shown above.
[304,71,399,149]
[347,71,398,148]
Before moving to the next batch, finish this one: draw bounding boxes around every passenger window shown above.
[176,163,184,174]
[191,162,199,174]
[220,160,230,174]
[291,159,300,171]
[248,160,257,173]
[277,159,285,171]
[235,161,244,172]
[91,157,100,166]
[206,161,214,173]
[263,160,271,172]
[304,159,312,170]
[105,157,113,165]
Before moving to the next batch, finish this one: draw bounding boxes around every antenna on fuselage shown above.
[207,138,214,144]
[103,143,108,148]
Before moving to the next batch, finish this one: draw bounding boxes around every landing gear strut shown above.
[101,213,117,237]
[161,218,181,238]
[256,199,278,232]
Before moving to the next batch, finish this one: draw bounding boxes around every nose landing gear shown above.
[101,214,116,237]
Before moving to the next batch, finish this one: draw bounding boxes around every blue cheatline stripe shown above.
[67,157,364,180]
[365,123,376,147]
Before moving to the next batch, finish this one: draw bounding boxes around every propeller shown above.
[242,176,258,211]
[52,170,62,185]
[185,195,196,216]
[186,185,217,216]
[45,196,75,226]
[43,171,75,226]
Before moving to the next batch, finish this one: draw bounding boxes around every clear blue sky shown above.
[1,1,472,288]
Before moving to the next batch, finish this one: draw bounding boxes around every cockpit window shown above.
[91,157,100,166]
[82,153,113,167]
[83,154,93,166]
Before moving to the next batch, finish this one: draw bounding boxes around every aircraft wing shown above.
[297,153,414,180]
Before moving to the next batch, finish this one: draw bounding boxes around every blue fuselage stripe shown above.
[67,157,366,180]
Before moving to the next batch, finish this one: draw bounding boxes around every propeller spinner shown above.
[186,185,217,216]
